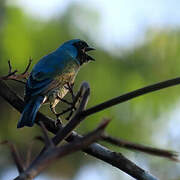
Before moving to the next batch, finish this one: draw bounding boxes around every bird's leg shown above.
[50,104,57,115]
[65,82,75,101]
[65,85,84,120]
[54,82,76,120]
[55,106,75,124]
[50,102,62,126]
[55,83,84,121]
[57,96,73,106]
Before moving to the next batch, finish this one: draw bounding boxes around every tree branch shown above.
[0,59,32,84]
[1,141,25,173]
[82,77,180,116]
[102,134,179,161]
[14,119,109,180]
[0,79,157,180]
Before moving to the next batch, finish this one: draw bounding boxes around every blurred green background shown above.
[0,0,180,179]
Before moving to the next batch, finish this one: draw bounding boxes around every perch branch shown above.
[27,82,90,170]
[0,79,157,180]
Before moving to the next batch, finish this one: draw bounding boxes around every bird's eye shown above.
[79,42,83,46]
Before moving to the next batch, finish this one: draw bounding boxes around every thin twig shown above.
[0,59,31,82]
[1,60,18,79]
[81,77,180,117]
[25,141,34,168]
[8,60,14,74]
[39,121,55,148]
[1,141,25,173]
[22,58,32,76]
[102,134,179,161]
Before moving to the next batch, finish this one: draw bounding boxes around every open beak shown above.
[85,47,95,51]
[85,46,95,61]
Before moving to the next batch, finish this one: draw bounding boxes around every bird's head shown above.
[62,39,95,65]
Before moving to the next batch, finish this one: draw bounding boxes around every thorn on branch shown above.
[0,140,25,173]
[83,119,111,140]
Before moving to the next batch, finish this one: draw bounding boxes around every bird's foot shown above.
[50,104,57,115]
[65,108,75,121]
[54,116,62,127]
[56,106,75,117]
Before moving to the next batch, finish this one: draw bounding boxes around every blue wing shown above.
[25,51,71,102]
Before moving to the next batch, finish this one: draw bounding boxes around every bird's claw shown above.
[54,117,62,127]
[65,82,75,101]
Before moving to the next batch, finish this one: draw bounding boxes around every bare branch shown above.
[102,134,179,161]
[1,60,18,79]
[14,119,109,180]
[39,121,55,148]
[25,141,34,168]
[0,79,158,180]
[1,141,25,173]
[21,58,32,76]
[32,82,91,165]
[8,60,12,74]
[82,77,180,117]
[0,59,32,82]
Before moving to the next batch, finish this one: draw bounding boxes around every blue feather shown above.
[17,39,94,128]
[17,96,44,128]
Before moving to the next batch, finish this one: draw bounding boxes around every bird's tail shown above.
[17,96,44,128]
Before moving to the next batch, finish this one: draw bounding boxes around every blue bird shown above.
[17,39,95,128]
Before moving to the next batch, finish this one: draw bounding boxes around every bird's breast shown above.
[45,62,79,99]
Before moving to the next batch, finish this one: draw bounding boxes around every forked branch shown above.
[0,79,158,180]
[3,61,180,179]
[0,59,32,83]
[14,119,110,180]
